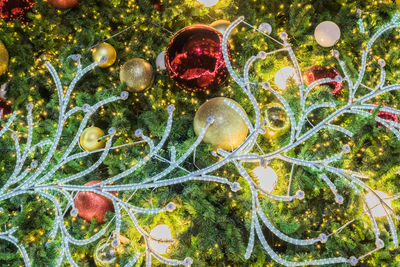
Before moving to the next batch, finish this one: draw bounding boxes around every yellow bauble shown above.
[263,103,290,138]
[194,97,249,150]
[80,127,106,152]
[0,41,9,76]
[92,43,117,68]
[120,58,154,92]
[210,20,238,36]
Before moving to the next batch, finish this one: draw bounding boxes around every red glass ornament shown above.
[166,25,230,92]
[371,103,399,129]
[0,0,35,22]
[47,0,79,9]
[74,180,115,224]
[151,0,164,12]
[303,65,343,96]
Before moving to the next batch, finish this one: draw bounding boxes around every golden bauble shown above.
[210,20,238,36]
[92,43,117,68]
[80,127,106,152]
[0,41,9,76]
[194,97,249,150]
[120,58,154,92]
[263,103,290,138]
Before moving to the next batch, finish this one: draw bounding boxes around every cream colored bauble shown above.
[314,21,341,47]
[194,97,249,151]
[274,66,299,89]
[149,225,174,255]
[364,191,392,218]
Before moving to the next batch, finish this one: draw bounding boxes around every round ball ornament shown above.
[258,22,272,35]
[314,21,341,47]
[74,180,115,224]
[47,0,79,9]
[194,97,248,150]
[263,103,290,138]
[303,65,343,96]
[80,126,105,152]
[120,58,154,92]
[165,25,230,93]
[210,20,237,36]
[0,0,35,22]
[94,234,129,267]
[0,41,9,76]
[92,43,117,68]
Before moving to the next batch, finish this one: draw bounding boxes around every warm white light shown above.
[197,0,219,7]
[274,66,299,89]
[252,166,278,193]
[149,224,174,254]
[364,191,392,218]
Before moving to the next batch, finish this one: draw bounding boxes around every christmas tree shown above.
[1,0,400,266]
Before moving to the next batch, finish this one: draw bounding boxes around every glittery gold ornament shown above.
[194,97,248,150]
[92,43,117,68]
[79,127,105,152]
[263,103,290,138]
[120,58,154,92]
[210,20,238,36]
[0,41,9,76]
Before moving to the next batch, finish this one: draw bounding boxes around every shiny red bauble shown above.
[47,0,79,9]
[166,25,230,93]
[303,65,343,96]
[371,103,399,129]
[0,0,35,22]
[74,180,115,224]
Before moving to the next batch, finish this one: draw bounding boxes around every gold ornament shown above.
[263,103,290,138]
[210,20,238,36]
[194,97,248,150]
[92,43,117,68]
[120,58,154,92]
[79,127,105,152]
[94,234,130,267]
[0,41,9,76]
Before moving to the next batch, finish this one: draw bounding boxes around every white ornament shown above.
[252,166,278,193]
[274,66,299,89]
[364,191,392,218]
[156,51,166,71]
[149,224,174,254]
[197,0,219,7]
[314,21,341,47]
[258,22,272,35]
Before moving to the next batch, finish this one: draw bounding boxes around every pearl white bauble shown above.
[364,191,391,218]
[258,22,272,35]
[314,21,341,47]
[274,66,299,89]
[156,51,166,70]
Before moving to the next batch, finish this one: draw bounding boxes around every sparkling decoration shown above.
[148,225,175,255]
[47,0,79,9]
[210,20,237,36]
[92,43,117,68]
[263,103,290,137]
[274,66,299,89]
[74,180,115,224]
[194,97,249,150]
[252,166,278,193]
[156,51,166,70]
[303,65,343,96]
[0,40,9,76]
[0,0,34,22]
[364,191,392,218]
[314,21,341,47]
[165,25,229,92]
[120,58,154,92]
[258,22,272,35]
[79,126,106,152]
[197,0,219,7]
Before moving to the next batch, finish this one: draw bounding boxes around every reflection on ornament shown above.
[197,0,219,7]
[274,66,299,89]
[0,0,35,22]
[263,103,290,138]
[165,25,230,92]
[120,58,154,92]
[314,21,341,47]
[149,224,174,254]
[210,20,237,36]
[0,41,9,76]
[92,43,117,68]
[156,51,166,70]
[47,0,79,9]
[364,191,391,218]
[79,126,105,152]
[258,22,272,35]
[194,97,249,150]
[252,166,278,193]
